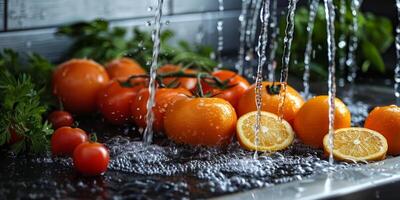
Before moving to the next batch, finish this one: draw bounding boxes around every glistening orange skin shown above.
[365,105,400,155]
[106,57,146,81]
[236,82,304,123]
[293,96,351,148]
[97,81,143,125]
[51,127,88,156]
[130,88,192,132]
[157,64,197,90]
[52,59,109,114]
[164,98,237,146]
[73,142,110,176]
[201,70,250,109]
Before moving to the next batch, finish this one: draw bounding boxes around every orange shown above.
[364,105,400,155]
[293,96,351,148]
[164,98,237,146]
[106,57,146,81]
[323,128,387,162]
[236,111,294,151]
[236,82,304,123]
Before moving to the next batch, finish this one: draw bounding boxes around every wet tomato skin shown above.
[73,142,110,176]
[51,127,88,156]
[52,59,110,114]
[106,57,146,81]
[157,64,197,90]
[97,81,143,125]
[131,88,191,132]
[48,111,74,129]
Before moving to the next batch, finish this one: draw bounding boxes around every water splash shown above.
[346,0,362,97]
[323,0,337,165]
[337,0,347,87]
[302,0,319,100]
[395,0,400,105]
[143,0,164,144]
[236,0,250,75]
[254,0,271,159]
[217,0,225,69]
[278,0,299,119]
[267,0,279,82]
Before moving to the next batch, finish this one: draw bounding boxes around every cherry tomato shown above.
[97,80,143,125]
[52,59,110,114]
[8,128,24,145]
[73,142,110,176]
[48,111,74,129]
[201,70,250,109]
[106,57,146,81]
[164,98,237,146]
[51,127,88,156]
[131,88,191,132]
[157,64,197,90]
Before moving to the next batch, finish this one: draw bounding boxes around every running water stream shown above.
[267,0,279,82]
[323,0,337,165]
[254,0,270,159]
[244,0,262,77]
[217,0,224,69]
[236,0,250,75]
[338,0,347,87]
[395,0,400,105]
[143,0,164,144]
[278,0,299,119]
[346,0,361,97]
[302,0,319,100]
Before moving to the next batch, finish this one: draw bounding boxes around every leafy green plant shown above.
[276,1,394,79]
[57,19,217,72]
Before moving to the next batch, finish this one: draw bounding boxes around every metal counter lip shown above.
[214,156,400,200]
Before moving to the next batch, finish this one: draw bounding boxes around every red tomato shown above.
[201,70,250,109]
[51,127,88,156]
[131,88,191,132]
[157,64,197,90]
[52,59,110,114]
[97,81,144,125]
[48,111,74,129]
[73,142,110,176]
[8,128,24,145]
[106,57,146,81]
[164,97,237,146]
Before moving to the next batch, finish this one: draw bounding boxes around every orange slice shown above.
[236,111,294,151]
[323,127,388,162]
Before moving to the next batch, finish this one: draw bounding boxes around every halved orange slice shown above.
[323,127,388,162]
[236,111,294,151]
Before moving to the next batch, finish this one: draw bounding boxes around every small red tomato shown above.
[48,111,74,129]
[8,128,24,145]
[201,70,250,109]
[51,127,88,156]
[73,142,110,176]
[97,81,143,125]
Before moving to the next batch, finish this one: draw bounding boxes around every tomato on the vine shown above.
[157,64,197,90]
[51,127,88,156]
[97,81,143,125]
[106,57,146,81]
[48,111,74,129]
[164,97,237,146]
[73,142,110,176]
[52,59,110,114]
[131,88,191,132]
[201,70,250,109]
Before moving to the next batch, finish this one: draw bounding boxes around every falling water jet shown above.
[323,0,337,165]
[302,0,319,100]
[217,0,225,69]
[346,0,362,98]
[143,0,164,144]
[277,0,299,120]
[267,0,279,82]
[337,0,347,88]
[395,0,400,105]
[236,0,250,75]
[254,0,271,159]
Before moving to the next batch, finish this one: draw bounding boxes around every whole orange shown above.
[237,82,304,123]
[293,95,351,148]
[164,98,237,146]
[364,105,400,155]
[52,59,109,114]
